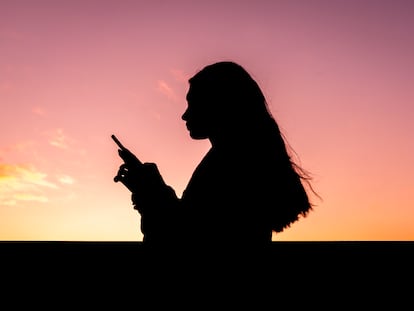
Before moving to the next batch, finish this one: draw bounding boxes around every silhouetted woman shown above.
[115,61,316,248]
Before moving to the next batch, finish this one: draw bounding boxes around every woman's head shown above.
[182,61,273,140]
[182,61,318,230]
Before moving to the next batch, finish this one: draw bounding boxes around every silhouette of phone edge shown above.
[111,134,127,151]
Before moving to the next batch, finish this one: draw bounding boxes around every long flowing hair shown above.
[190,61,319,232]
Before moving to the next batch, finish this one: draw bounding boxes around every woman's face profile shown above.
[182,84,211,140]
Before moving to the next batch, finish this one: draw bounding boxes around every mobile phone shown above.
[111,134,127,151]
[112,134,142,187]
[112,134,130,183]
[112,134,142,166]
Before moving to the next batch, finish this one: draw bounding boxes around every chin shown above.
[189,131,208,140]
[190,134,208,140]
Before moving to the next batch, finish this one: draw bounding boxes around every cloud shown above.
[156,69,190,104]
[13,193,49,203]
[0,164,58,189]
[57,174,75,185]
[157,80,178,102]
[0,163,58,205]
[45,128,74,150]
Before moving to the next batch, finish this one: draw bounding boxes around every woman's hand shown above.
[114,162,142,193]
[114,148,143,192]
[115,149,168,199]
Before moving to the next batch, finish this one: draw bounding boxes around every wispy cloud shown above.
[13,193,49,203]
[45,128,74,150]
[157,80,178,102]
[156,68,190,103]
[57,174,75,185]
[0,163,58,205]
[0,164,58,189]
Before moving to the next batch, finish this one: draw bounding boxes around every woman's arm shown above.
[116,159,181,243]
[131,179,181,243]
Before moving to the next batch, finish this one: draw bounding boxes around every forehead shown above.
[185,85,192,101]
[186,84,201,102]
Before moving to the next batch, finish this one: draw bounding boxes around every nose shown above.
[181,109,188,121]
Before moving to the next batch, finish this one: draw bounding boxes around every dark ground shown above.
[2,240,412,271]
[1,241,412,307]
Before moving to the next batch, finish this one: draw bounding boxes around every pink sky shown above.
[1,0,413,241]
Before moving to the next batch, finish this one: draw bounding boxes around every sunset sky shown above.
[1,0,413,241]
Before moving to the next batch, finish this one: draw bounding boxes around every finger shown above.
[114,170,125,182]
[119,163,128,170]
[114,164,129,182]
[118,149,142,166]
